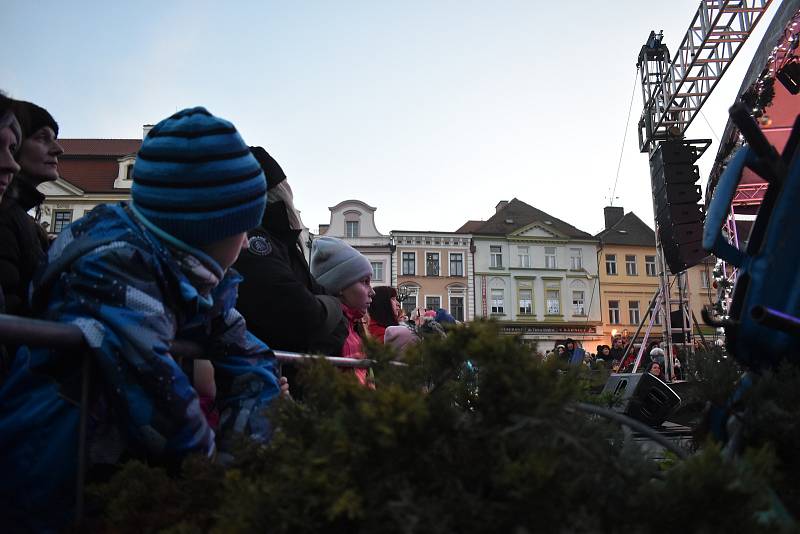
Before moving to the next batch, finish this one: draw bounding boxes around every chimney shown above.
[143,124,154,139]
[495,200,509,213]
[604,206,624,229]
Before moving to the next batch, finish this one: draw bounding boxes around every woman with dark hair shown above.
[0,99,63,316]
[368,286,401,343]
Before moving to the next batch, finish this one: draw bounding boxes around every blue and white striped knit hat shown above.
[132,107,267,246]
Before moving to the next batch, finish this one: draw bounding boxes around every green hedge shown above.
[85,322,797,533]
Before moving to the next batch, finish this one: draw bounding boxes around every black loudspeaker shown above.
[602,372,681,427]
[654,183,702,213]
[776,61,800,95]
[657,203,703,227]
[670,310,692,344]
[651,140,706,273]
[650,140,700,175]
[652,164,701,192]
[662,239,706,273]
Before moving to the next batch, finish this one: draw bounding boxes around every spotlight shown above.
[776,61,800,95]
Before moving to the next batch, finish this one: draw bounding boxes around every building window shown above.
[572,290,585,315]
[449,253,464,276]
[701,269,710,289]
[545,288,560,315]
[629,301,640,325]
[606,254,617,275]
[345,220,360,238]
[625,255,637,276]
[609,300,620,324]
[402,252,415,275]
[654,308,662,325]
[518,246,530,268]
[425,296,441,310]
[490,246,503,268]
[426,253,440,276]
[678,271,689,294]
[570,248,582,270]
[490,289,504,314]
[545,247,557,269]
[519,289,532,315]
[52,209,73,234]
[450,296,465,322]
[645,255,657,276]
[126,164,134,180]
[371,262,384,282]
[402,292,417,316]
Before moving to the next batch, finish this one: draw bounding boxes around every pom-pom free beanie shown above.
[250,146,286,191]
[310,236,372,294]
[11,100,59,139]
[132,107,267,246]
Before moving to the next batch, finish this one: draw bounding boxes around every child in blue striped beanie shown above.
[0,107,283,530]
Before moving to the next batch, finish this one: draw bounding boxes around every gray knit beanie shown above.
[310,236,372,294]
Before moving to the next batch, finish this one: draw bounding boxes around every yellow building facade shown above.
[596,207,717,347]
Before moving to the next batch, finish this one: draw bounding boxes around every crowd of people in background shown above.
[0,94,474,529]
[0,92,724,529]
[541,332,716,382]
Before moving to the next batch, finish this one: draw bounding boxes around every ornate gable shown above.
[510,222,567,240]
[38,178,84,197]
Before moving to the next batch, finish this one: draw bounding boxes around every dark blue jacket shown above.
[0,203,280,530]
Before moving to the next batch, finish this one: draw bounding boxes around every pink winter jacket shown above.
[340,303,369,386]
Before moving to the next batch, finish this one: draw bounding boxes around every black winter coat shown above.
[234,201,347,357]
[0,179,49,316]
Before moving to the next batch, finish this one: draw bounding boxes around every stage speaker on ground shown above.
[602,372,681,427]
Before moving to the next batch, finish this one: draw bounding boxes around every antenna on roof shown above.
[606,189,620,206]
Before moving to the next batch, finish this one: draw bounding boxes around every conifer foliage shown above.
[87,322,794,533]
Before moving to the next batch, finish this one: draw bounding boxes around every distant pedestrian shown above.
[565,338,585,366]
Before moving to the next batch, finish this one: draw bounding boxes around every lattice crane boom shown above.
[638,0,773,153]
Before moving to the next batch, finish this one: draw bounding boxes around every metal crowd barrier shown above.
[0,313,392,522]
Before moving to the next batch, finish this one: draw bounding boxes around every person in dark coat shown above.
[0,93,22,380]
[565,338,586,366]
[234,147,347,374]
[0,100,62,316]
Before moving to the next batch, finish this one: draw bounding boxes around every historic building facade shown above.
[39,136,143,235]
[391,230,473,321]
[597,206,717,346]
[458,199,602,350]
[317,200,393,288]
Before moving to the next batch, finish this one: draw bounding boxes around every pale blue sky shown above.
[2,1,780,235]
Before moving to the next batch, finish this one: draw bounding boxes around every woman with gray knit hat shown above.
[311,236,375,386]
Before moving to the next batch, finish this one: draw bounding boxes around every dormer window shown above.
[345,221,360,238]
[114,155,137,189]
[343,210,362,238]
